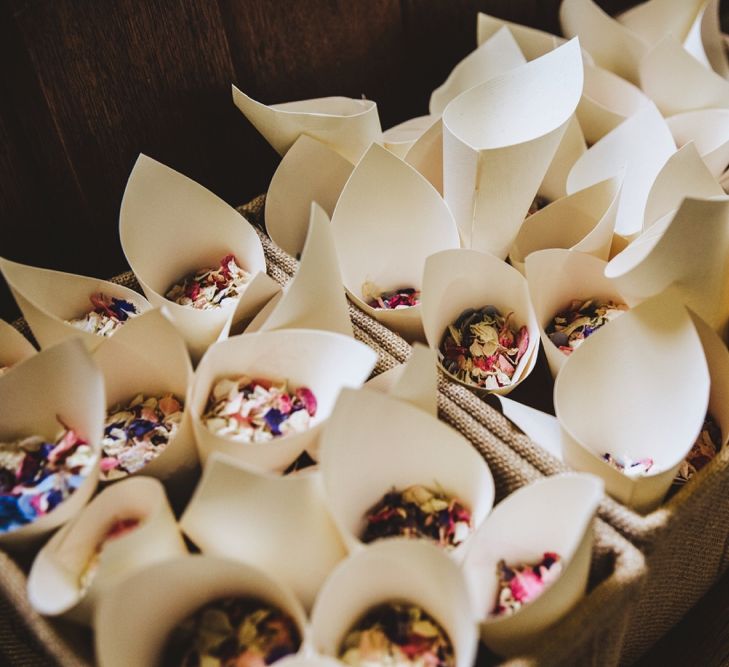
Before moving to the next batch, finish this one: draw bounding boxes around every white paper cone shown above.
[540,115,587,202]
[525,249,626,378]
[95,555,309,667]
[319,388,494,559]
[119,154,267,362]
[0,339,103,549]
[640,37,729,116]
[606,197,729,337]
[421,249,540,395]
[442,39,584,258]
[232,86,382,164]
[510,175,622,273]
[693,0,729,78]
[477,13,562,60]
[27,476,185,625]
[180,452,345,611]
[0,320,35,372]
[618,0,704,47]
[667,109,729,178]
[330,143,459,341]
[258,203,353,338]
[560,0,647,85]
[567,103,676,237]
[223,271,283,338]
[266,134,354,257]
[0,258,151,353]
[404,116,444,195]
[463,474,603,655]
[91,309,197,486]
[554,295,710,512]
[497,396,564,461]
[429,27,526,116]
[310,539,478,667]
[190,329,377,471]
[382,115,438,158]
[577,61,652,146]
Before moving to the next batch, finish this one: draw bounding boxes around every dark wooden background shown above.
[0,0,645,322]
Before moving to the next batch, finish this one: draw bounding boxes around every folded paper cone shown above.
[683,0,729,78]
[404,116,444,196]
[497,396,564,461]
[190,329,377,471]
[232,86,382,164]
[181,452,345,611]
[560,0,646,85]
[0,320,35,372]
[330,143,459,342]
[95,555,309,667]
[510,175,622,273]
[422,249,540,395]
[477,12,562,60]
[442,38,583,258]
[540,114,587,202]
[554,295,710,512]
[606,196,729,337]
[463,474,603,655]
[319,388,494,559]
[617,0,704,46]
[257,203,353,338]
[429,27,526,116]
[382,114,438,158]
[119,154,267,362]
[567,102,676,237]
[310,539,478,667]
[222,271,282,338]
[525,249,627,378]
[92,309,198,489]
[0,339,103,549]
[667,109,729,178]
[266,134,354,257]
[27,476,185,625]
[0,258,151,352]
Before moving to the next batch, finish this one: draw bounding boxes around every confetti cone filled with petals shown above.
[546,299,628,355]
[339,601,455,667]
[601,453,653,478]
[491,554,563,618]
[165,254,251,310]
[66,293,139,337]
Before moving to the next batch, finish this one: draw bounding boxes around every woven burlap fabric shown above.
[0,195,645,667]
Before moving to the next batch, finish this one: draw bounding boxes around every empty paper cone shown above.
[463,474,603,655]
[95,555,309,667]
[0,320,35,373]
[0,258,150,352]
[429,27,526,116]
[91,309,197,487]
[554,295,710,512]
[310,539,478,667]
[189,329,377,471]
[606,197,729,337]
[510,175,622,273]
[525,249,627,378]
[319,388,494,559]
[258,203,353,338]
[404,116,444,195]
[330,143,459,341]
[567,103,676,237]
[119,154,267,362]
[497,396,564,461]
[382,114,437,158]
[477,12,562,60]
[27,476,185,625]
[266,134,354,257]
[0,339,104,549]
[667,109,729,178]
[442,38,583,258]
[181,452,345,611]
[617,0,704,46]
[232,86,382,164]
[421,249,540,395]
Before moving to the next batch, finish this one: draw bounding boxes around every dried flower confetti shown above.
[202,377,317,444]
[527,195,550,217]
[0,425,96,534]
[100,394,183,479]
[339,601,455,667]
[675,414,722,485]
[361,484,471,550]
[363,282,421,310]
[439,306,529,390]
[66,293,139,337]
[160,596,301,667]
[491,553,562,618]
[546,299,628,355]
[602,453,654,478]
[165,254,251,310]
[78,517,141,593]
[282,450,317,476]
